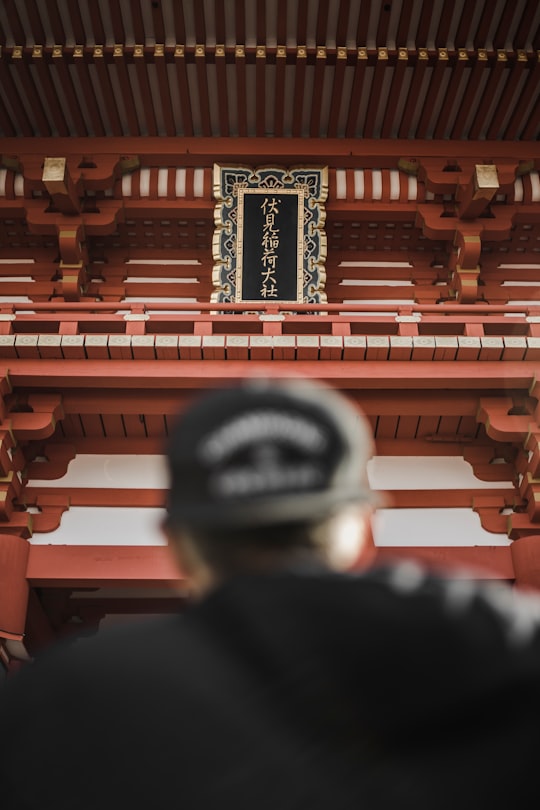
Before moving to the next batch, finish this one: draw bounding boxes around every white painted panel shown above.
[29,454,514,492]
[28,505,509,548]
[367,456,512,489]
[29,454,168,488]
[373,508,510,547]
[28,507,167,546]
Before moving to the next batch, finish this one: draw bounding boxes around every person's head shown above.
[162,377,377,595]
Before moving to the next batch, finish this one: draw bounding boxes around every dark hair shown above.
[174,519,330,577]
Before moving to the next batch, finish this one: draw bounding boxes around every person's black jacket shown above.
[2,564,540,809]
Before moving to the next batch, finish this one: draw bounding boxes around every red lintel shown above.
[25,544,515,588]
[4,359,539,391]
[2,138,540,169]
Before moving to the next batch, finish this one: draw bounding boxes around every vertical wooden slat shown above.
[133,45,158,136]
[13,57,52,135]
[273,44,286,136]
[296,0,309,45]
[154,46,176,136]
[276,0,288,43]
[433,1,454,47]
[0,89,16,135]
[355,0,371,43]
[214,45,230,136]
[24,0,47,43]
[533,23,540,51]
[235,46,248,136]
[416,48,449,138]
[93,48,124,136]
[73,49,106,136]
[291,46,307,136]
[486,52,528,138]
[42,0,66,43]
[398,49,428,138]
[173,2,187,41]
[0,57,33,135]
[453,4,474,48]
[195,45,212,136]
[327,46,348,138]
[255,46,267,137]
[380,47,408,138]
[316,0,330,45]
[492,3,520,49]
[87,1,106,44]
[256,0,266,42]
[2,1,26,43]
[130,0,147,44]
[66,0,86,43]
[519,60,540,140]
[32,48,70,136]
[472,0,492,49]
[468,51,507,139]
[108,2,126,42]
[235,0,246,43]
[345,48,368,136]
[395,0,414,47]
[375,2,392,44]
[112,45,140,136]
[449,50,487,139]
[433,48,468,139]
[362,48,388,138]
[414,3,432,45]
[310,47,327,137]
[151,0,166,43]
[173,46,194,137]
[335,0,352,46]
[214,0,227,43]
[193,0,207,43]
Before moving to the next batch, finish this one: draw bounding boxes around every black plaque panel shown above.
[240,192,299,301]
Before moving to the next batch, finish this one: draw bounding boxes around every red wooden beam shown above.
[3,358,539,390]
[26,544,184,587]
[0,534,30,640]
[25,543,516,589]
[2,138,539,168]
[376,545,514,580]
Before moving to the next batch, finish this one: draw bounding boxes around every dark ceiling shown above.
[0,0,538,141]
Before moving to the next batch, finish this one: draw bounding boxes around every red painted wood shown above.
[112,48,141,136]
[73,55,107,137]
[234,47,248,136]
[24,543,516,589]
[256,47,267,138]
[510,535,540,590]
[4,136,540,165]
[310,49,327,137]
[375,545,514,581]
[32,53,70,136]
[292,48,307,136]
[134,51,159,137]
[26,544,184,587]
[0,534,30,640]
[381,49,409,138]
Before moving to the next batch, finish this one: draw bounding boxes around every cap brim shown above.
[167,486,377,530]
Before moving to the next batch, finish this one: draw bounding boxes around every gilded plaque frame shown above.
[212,165,328,304]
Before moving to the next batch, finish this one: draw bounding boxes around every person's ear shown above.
[326,505,374,571]
[161,521,216,598]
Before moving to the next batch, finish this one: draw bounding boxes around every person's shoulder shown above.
[358,560,540,652]
[1,612,188,700]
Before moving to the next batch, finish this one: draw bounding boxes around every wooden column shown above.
[510,535,540,591]
[0,534,30,643]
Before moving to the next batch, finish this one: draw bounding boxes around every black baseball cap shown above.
[165,377,375,530]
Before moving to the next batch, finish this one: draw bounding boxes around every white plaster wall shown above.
[27,454,512,548]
